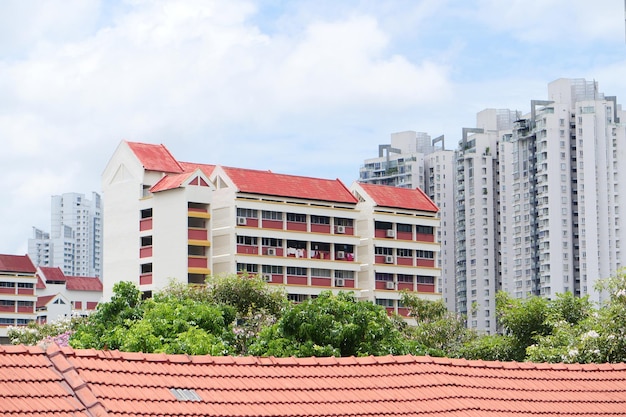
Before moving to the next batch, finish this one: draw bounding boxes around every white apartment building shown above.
[500,79,626,305]
[29,192,103,278]
[101,141,441,313]
[359,131,436,188]
[455,109,519,334]
[426,150,457,311]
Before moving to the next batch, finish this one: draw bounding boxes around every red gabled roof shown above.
[39,266,66,283]
[179,161,216,177]
[36,294,57,308]
[222,166,358,204]
[126,141,184,173]
[358,182,438,212]
[3,346,626,416]
[149,172,193,193]
[0,254,36,274]
[65,276,103,292]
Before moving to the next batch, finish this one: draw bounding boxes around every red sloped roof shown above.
[126,141,184,173]
[36,275,46,289]
[150,172,193,193]
[39,266,66,282]
[222,166,358,204]
[358,182,438,212]
[179,161,216,177]
[2,346,626,416]
[0,254,36,274]
[65,276,103,291]
[36,294,57,308]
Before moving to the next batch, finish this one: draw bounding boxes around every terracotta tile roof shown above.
[0,254,36,274]
[357,182,439,212]
[36,294,57,308]
[222,166,358,204]
[39,266,67,282]
[126,141,184,173]
[65,276,103,292]
[3,346,626,416]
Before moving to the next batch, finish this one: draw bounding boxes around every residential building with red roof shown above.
[0,254,37,341]
[351,182,441,314]
[36,267,102,322]
[3,344,626,416]
[101,141,440,312]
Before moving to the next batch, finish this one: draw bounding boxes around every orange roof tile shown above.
[65,276,103,292]
[0,254,36,274]
[126,141,184,173]
[222,166,358,204]
[358,182,439,212]
[39,266,66,282]
[3,346,626,416]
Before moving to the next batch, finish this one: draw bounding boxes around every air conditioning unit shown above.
[336,251,345,259]
[262,274,272,282]
[336,225,346,234]
[266,247,276,256]
[384,255,394,264]
[335,278,345,287]
[237,217,247,225]
[386,229,396,238]
[385,281,395,290]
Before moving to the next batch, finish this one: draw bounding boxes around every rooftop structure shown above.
[2,344,626,416]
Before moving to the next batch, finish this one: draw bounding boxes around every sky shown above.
[1,0,626,255]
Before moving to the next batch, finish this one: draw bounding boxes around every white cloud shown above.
[0,0,455,254]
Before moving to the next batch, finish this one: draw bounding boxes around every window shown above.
[237,236,258,245]
[262,265,283,274]
[261,238,282,247]
[310,268,331,277]
[397,224,412,233]
[311,215,330,225]
[286,267,307,276]
[262,210,282,220]
[287,213,306,222]
[0,282,15,288]
[335,218,354,227]
[375,273,393,281]
[236,208,258,218]
[417,276,434,284]
[335,270,354,279]
[416,226,433,234]
[237,263,258,273]
[397,249,413,257]
[397,274,413,283]
[375,299,394,307]
[416,250,434,259]
[17,283,34,289]
[375,247,393,255]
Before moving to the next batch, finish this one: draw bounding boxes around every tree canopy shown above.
[10,270,626,363]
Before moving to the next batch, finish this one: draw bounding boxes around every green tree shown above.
[249,291,410,357]
[160,274,287,354]
[399,293,476,357]
[71,281,145,350]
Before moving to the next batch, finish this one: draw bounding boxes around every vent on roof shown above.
[170,388,202,402]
